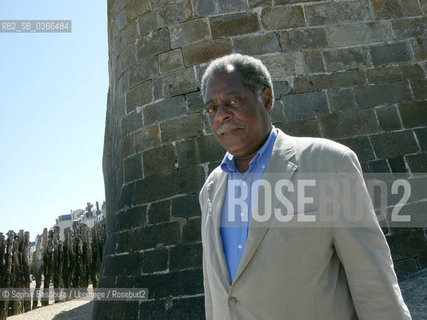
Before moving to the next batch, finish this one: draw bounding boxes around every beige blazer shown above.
[199,129,411,320]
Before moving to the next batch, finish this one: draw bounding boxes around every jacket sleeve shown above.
[332,150,411,320]
[200,188,213,320]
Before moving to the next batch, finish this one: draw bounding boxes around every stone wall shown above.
[95,0,427,318]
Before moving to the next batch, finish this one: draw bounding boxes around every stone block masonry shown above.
[98,0,427,319]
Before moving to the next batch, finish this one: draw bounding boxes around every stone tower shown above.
[95,0,427,318]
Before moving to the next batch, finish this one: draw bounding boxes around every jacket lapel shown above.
[232,130,298,285]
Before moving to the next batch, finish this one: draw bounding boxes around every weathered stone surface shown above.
[117,21,139,55]
[337,136,375,161]
[304,51,325,73]
[103,252,143,277]
[139,296,205,319]
[170,243,202,271]
[143,248,168,273]
[153,67,198,99]
[375,105,402,131]
[133,222,181,250]
[136,28,171,60]
[116,205,147,231]
[128,56,158,87]
[278,28,328,50]
[193,0,217,17]
[169,18,210,49]
[137,11,159,36]
[399,101,427,128]
[198,134,225,163]
[411,77,427,101]
[409,37,427,61]
[133,125,161,153]
[327,88,358,112]
[323,46,369,72]
[186,92,205,113]
[141,96,187,126]
[143,144,175,176]
[318,109,380,139]
[259,52,305,78]
[118,45,137,73]
[248,0,272,7]
[370,131,420,158]
[388,156,407,173]
[148,200,170,224]
[210,12,260,38]
[270,99,285,124]
[391,17,427,40]
[328,22,392,47]
[406,154,427,173]
[116,9,127,31]
[158,0,192,27]
[277,119,321,137]
[414,128,427,152]
[125,0,150,20]
[172,194,201,218]
[159,49,184,74]
[367,64,425,83]
[117,72,130,99]
[217,0,247,13]
[305,0,371,26]
[182,217,202,242]
[261,6,305,30]
[136,272,181,299]
[354,82,412,108]
[121,111,143,136]
[282,91,329,121]
[176,138,198,167]
[182,38,232,67]
[402,0,424,16]
[273,80,292,100]
[368,159,391,173]
[124,154,143,183]
[387,231,427,260]
[371,0,404,19]
[160,113,203,142]
[126,80,152,113]
[293,70,365,93]
[370,42,411,66]
[233,32,280,55]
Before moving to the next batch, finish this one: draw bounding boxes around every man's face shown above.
[204,70,272,159]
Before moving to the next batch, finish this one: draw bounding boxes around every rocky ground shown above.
[7,269,427,320]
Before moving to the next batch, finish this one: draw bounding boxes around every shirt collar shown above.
[220,126,278,174]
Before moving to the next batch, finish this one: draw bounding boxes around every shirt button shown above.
[229,297,238,306]
[237,244,242,250]
[242,181,247,187]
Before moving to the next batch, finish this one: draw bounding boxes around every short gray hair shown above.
[200,54,274,102]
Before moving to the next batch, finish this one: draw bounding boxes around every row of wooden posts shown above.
[0,221,106,319]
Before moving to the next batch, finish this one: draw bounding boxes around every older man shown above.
[199,54,411,320]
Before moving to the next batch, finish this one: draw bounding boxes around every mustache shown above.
[216,122,244,135]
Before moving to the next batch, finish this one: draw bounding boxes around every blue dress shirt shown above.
[220,127,278,283]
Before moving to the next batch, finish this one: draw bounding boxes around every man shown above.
[199,54,411,320]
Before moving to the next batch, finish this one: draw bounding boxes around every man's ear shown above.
[261,87,273,112]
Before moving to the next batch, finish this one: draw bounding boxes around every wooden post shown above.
[52,227,61,303]
[31,234,42,310]
[41,229,53,306]
[1,231,14,319]
[0,233,7,320]
[22,232,31,312]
